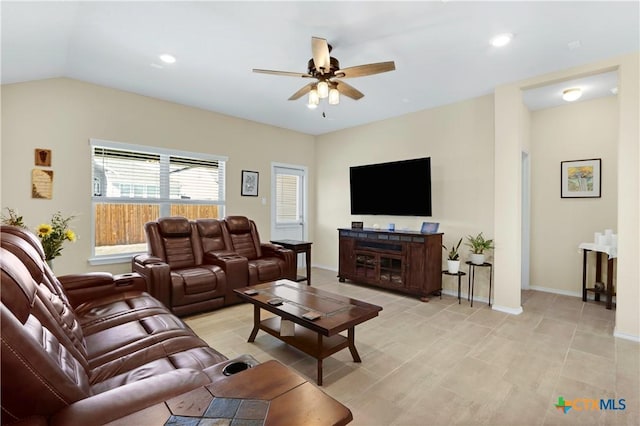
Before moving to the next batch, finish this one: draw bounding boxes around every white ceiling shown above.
[1,1,638,136]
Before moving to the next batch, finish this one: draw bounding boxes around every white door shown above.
[271,163,308,264]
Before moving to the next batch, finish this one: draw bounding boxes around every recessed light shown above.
[159,54,176,64]
[490,33,513,47]
[567,40,582,50]
[562,88,582,102]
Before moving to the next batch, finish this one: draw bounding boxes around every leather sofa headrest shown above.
[1,225,46,259]
[196,219,222,238]
[0,248,37,323]
[1,232,45,284]
[225,216,251,234]
[157,217,191,237]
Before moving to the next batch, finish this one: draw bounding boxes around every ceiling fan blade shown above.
[288,83,315,100]
[311,37,331,74]
[334,80,364,100]
[253,69,311,78]
[336,61,396,78]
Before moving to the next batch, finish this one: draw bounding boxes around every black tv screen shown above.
[350,157,432,216]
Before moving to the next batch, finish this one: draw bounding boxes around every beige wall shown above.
[315,95,496,299]
[1,78,315,275]
[530,97,618,295]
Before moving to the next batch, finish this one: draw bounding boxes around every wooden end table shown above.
[270,239,312,285]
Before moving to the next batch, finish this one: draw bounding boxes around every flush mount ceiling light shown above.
[562,88,582,102]
[159,54,176,64]
[490,33,513,47]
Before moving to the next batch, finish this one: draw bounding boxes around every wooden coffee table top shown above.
[234,280,382,336]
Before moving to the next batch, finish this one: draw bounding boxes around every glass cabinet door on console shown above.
[354,253,377,280]
[379,255,403,287]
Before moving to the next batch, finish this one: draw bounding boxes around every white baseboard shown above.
[529,285,581,298]
[613,329,640,342]
[311,264,337,272]
[492,304,523,315]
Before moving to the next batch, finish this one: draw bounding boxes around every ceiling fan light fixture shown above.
[562,88,582,102]
[329,87,340,105]
[317,81,329,98]
[308,88,320,108]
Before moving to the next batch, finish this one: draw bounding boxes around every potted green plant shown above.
[442,237,462,273]
[465,232,494,265]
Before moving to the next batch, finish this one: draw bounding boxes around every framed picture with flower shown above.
[561,158,601,198]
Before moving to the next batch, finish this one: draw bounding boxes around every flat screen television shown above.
[350,157,432,216]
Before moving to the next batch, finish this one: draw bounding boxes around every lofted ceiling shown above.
[1,1,638,136]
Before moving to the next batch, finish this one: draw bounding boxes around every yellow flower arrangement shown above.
[36,212,76,261]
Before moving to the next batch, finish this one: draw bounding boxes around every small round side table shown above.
[465,261,493,307]
[442,270,467,304]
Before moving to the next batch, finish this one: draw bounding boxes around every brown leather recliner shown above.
[222,216,296,285]
[132,216,227,316]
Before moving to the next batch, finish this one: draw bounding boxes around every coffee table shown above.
[234,280,383,385]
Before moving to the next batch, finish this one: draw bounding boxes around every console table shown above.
[271,239,312,285]
[337,228,442,299]
[579,243,616,310]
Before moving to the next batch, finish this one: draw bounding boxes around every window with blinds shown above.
[275,173,300,223]
[90,139,226,260]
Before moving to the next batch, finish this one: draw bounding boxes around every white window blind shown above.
[276,173,300,223]
[90,139,226,262]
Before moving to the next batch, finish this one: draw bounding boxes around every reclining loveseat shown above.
[132,216,296,316]
[0,225,351,425]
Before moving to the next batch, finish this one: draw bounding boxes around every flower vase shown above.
[46,259,54,271]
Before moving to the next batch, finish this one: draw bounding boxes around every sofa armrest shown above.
[261,244,297,280]
[57,272,146,308]
[132,255,172,309]
[50,368,210,426]
[204,251,249,299]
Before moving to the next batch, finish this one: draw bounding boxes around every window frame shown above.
[89,138,227,265]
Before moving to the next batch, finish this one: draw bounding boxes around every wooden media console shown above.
[338,228,442,299]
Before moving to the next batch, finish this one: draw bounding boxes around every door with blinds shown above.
[271,164,307,265]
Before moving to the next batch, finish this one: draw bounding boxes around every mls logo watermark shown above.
[555,396,626,414]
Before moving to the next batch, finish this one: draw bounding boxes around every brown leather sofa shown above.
[0,225,351,425]
[133,216,296,316]
[0,225,228,424]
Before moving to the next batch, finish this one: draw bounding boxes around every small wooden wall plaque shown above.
[35,149,52,167]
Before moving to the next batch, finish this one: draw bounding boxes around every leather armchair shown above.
[222,216,296,285]
[132,217,226,316]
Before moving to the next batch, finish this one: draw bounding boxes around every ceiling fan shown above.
[253,36,395,108]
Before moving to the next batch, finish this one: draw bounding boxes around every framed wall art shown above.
[561,158,601,198]
[241,170,259,196]
[35,148,51,167]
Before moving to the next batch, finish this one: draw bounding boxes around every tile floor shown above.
[185,268,639,426]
